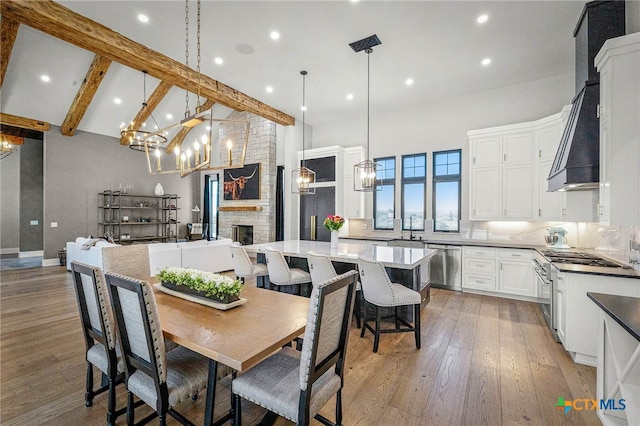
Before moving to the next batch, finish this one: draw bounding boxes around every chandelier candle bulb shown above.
[194,141,200,165]
[155,148,162,172]
[186,149,192,169]
[175,147,180,169]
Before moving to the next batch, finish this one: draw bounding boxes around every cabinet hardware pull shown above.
[310,216,317,240]
[538,149,542,158]
[538,208,542,217]
[503,153,507,162]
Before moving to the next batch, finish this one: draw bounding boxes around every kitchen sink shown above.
[387,239,425,248]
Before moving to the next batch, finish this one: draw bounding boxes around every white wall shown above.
[310,72,574,221]
[0,147,21,252]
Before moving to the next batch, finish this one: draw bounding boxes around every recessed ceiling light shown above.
[405,78,414,86]
[138,14,149,23]
[270,31,280,40]
[477,14,488,24]
[481,58,492,66]
[166,113,173,120]
[214,57,223,65]
[346,94,354,100]
[266,86,274,93]
[40,75,50,82]
[114,98,122,104]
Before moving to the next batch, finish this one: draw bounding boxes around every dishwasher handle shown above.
[427,244,461,251]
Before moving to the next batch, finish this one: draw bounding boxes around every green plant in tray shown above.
[156,267,243,301]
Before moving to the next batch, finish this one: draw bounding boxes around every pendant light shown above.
[351,34,382,192]
[292,70,315,194]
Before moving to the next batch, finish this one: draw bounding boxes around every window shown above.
[433,150,461,232]
[373,157,395,230]
[401,154,426,231]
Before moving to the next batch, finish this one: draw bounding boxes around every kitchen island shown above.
[243,240,436,308]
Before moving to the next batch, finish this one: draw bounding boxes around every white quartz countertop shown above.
[243,240,436,270]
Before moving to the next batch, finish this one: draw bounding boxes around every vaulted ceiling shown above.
[1,1,587,143]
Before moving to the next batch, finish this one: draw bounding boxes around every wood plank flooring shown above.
[0,266,600,425]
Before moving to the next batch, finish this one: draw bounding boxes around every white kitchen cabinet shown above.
[470,136,501,167]
[555,272,567,345]
[502,133,534,163]
[470,167,501,219]
[595,33,640,227]
[503,164,534,219]
[537,160,565,220]
[558,270,640,366]
[462,247,497,291]
[498,250,536,297]
[343,147,366,219]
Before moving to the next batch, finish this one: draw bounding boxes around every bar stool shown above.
[357,256,421,353]
[230,244,269,287]
[264,247,311,294]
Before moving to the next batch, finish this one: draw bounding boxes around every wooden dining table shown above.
[152,282,310,425]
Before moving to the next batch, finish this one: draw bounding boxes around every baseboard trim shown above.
[42,258,61,267]
[19,250,44,258]
[0,247,19,255]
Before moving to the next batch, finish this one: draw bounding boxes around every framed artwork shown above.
[223,163,260,200]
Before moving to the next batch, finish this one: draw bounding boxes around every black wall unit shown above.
[300,186,335,242]
[301,156,335,182]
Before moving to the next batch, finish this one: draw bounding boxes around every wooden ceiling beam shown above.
[165,98,217,153]
[0,112,50,132]
[120,80,172,145]
[0,0,295,126]
[61,54,112,136]
[0,18,20,89]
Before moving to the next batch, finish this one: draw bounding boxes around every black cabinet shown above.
[300,186,335,242]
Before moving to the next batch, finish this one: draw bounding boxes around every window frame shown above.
[400,153,426,231]
[432,149,462,233]
[373,156,396,231]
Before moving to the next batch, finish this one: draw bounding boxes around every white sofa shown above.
[67,237,235,276]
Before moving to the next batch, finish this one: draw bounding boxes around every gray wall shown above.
[43,126,197,260]
[0,146,21,252]
[19,138,44,252]
[628,2,640,34]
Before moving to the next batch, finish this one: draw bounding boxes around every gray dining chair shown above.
[71,261,128,425]
[230,244,269,287]
[264,247,311,294]
[232,270,358,426]
[357,256,421,353]
[105,272,209,425]
[307,251,363,328]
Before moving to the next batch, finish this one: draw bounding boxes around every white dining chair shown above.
[230,244,269,287]
[264,247,311,294]
[357,256,421,353]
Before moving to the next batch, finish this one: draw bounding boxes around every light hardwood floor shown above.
[0,266,599,425]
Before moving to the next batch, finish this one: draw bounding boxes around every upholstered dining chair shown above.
[264,247,311,294]
[71,261,126,425]
[230,244,269,287]
[307,251,363,328]
[105,272,209,426]
[357,256,421,353]
[102,245,151,280]
[232,270,358,426]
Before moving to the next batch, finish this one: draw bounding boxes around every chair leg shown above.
[336,389,343,425]
[85,362,94,407]
[355,291,362,329]
[394,306,400,330]
[414,303,421,349]
[360,301,367,338]
[106,376,116,425]
[234,394,243,426]
[126,391,135,426]
[373,306,381,353]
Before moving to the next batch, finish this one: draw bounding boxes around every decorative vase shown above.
[154,183,164,196]
[331,231,339,249]
[162,282,239,304]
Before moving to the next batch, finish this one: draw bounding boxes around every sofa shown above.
[66,237,234,276]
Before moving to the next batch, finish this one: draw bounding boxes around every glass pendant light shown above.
[292,70,315,194]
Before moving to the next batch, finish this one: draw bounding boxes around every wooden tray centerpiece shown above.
[156,267,243,305]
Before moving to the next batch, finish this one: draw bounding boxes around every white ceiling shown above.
[1,1,588,139]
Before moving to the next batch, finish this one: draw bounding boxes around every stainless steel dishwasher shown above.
[427,244,462,290]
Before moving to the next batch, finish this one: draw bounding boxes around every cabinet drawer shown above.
[462,247,497,258]
[499,249,532,260]
[464,257,497,274]
[463,273,497,291]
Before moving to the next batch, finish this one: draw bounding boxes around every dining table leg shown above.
[204,359,234,426]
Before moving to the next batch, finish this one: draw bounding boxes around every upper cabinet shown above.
[595,33,640,227]
[468,105,592,222]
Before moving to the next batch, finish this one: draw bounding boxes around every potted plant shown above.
[323,214,345,249]
[156,267,243,304]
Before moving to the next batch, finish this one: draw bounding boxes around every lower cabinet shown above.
[555,274,567,345]
[462,246,536,300]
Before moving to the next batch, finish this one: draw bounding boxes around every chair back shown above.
[306,251,337,287]
[230,244,254,277]
[357,256,395,306]
[264,248,292,284]
[299,270,358,392]
[71,261,116,352]
[102,245,151,279]
[105,273,167,386]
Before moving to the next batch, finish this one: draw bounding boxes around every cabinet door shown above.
[599,119,611,225]
[536,125,563,161]
[471,137,500,166]
[343,176,364,218]
[503,164,533,219]
[300,186,335,241]
[499,260,536,297]
[556,275,566,344]
[537,160,565,220]
[462,273,496,291]
[470,166,501,219]
[502,132,533,163]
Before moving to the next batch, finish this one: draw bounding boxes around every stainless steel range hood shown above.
[547,1,625,192]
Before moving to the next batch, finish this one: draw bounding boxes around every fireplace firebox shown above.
[231,225,253,245]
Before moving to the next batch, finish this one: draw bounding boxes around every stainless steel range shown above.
[532,250,627,342]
